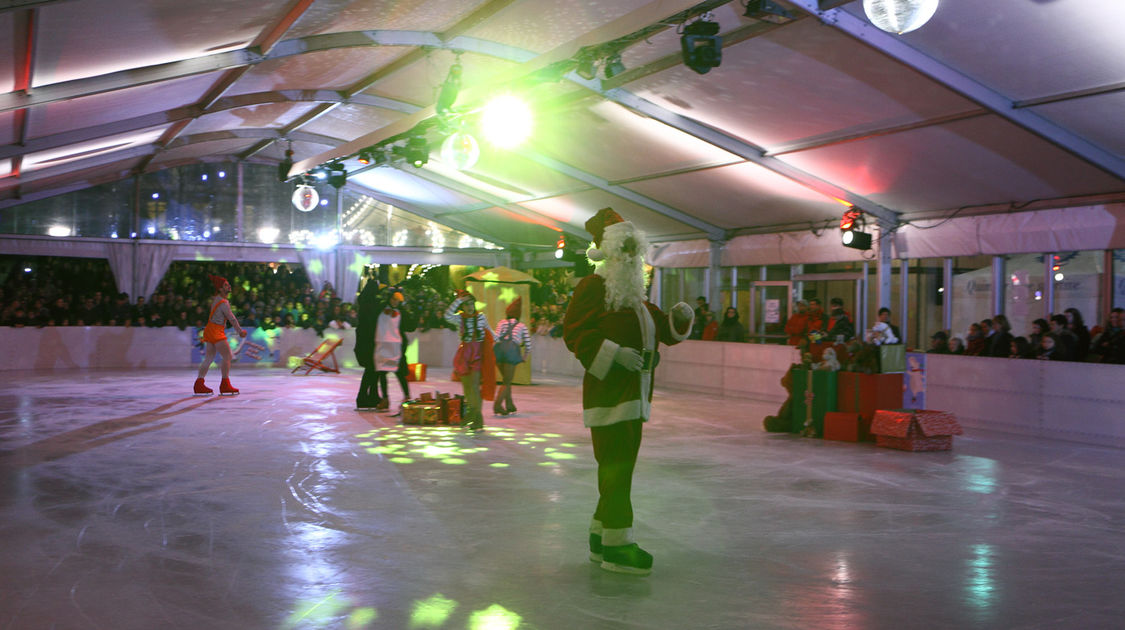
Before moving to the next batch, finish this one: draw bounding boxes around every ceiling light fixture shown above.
[603,54,626,79]
[681,18,723,75]
[744,0,794,23]
[840,208,872,250]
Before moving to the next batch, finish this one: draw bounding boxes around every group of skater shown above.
[190,206,691,577]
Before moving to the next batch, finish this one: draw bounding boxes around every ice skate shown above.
[193,378,213,396]
[600,543,652,576]
[219,378,239,396]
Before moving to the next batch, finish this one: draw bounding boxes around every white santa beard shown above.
[598,255,647,311]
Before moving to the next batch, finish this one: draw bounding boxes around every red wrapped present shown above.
[406,363,427,382]
[837,372,902,441]
[823,411,864,442]
[871,409,963,452]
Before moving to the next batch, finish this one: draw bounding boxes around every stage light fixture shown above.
[575,55,597,80]
[436,60,462,116]
[555,236,566,259]
[394,137,430,168]
[356,149,373,165]
[841,229,872,250]
[326,163,347,188]
[680,19,722,75]
[603,54,626,79]
[840,207,872,250]
[744,0,795,24]
[278,146,294,182]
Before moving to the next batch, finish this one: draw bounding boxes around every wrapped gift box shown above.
[823,411,864,442]
[836,372,903,441]
[789,369,838,436]
[406,363,427,382]
[401,400,441,425]
[871,409,963,451]
[878,344,906,373]
[438,393,463,425]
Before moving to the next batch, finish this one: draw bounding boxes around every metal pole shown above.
[1044,253,1055,317]
[943,258,954,331]
[899,258,909,349]
[992,255,1005,317]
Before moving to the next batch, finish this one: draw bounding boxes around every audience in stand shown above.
[986,315,1014,358]
[965,322,987,356]
[1090,308,1124,363]
[949,336,966,354]
[784,300,812,345]
[1064,308,1090,362]
[826,303,856,342]
[716,307,747,343]
[928,330,951,354]
[1027,318,1049,354]
[1048,314,1078,361]
[1009,336,1033,359]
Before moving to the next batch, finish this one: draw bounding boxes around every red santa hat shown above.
[209,274,229,293]
[505,297,522,319]
[585,207,624,262]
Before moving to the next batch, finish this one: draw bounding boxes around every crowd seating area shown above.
[0,256,573,335]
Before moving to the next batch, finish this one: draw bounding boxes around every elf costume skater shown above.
[194,274,247,395]
[563,207,693,576]
[444,290,496,431]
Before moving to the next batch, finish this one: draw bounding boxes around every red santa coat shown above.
[563,274,690,427]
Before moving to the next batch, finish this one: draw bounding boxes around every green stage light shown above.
[481,94,532,148]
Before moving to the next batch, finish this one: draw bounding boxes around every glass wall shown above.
[0,178,134,238]
[910,258,945,348]
[1000,254,1046,340]
[139,164,239,241]
[947,255,990,344]
[1049,251,1101,331]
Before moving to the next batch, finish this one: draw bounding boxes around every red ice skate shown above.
[219,378,239,396]
[193,378,213,395]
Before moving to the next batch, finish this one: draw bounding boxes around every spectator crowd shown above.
[927,308,1125,364]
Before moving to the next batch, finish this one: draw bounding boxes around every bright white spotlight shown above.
[47,226,72,237]
[258,226,280,243]
[481,94,532,148]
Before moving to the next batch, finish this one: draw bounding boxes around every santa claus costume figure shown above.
[563,207,694,575]
[194,274,247,395]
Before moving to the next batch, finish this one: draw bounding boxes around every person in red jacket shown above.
[785,299,811,345]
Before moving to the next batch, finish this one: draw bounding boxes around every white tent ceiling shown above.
[2,0,1124,252]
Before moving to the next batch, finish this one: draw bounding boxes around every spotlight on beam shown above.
[840,208,872,250]
[575,55,597,81]
[744,0,795,23]
[603,54,626,79]
[681,18,722,75]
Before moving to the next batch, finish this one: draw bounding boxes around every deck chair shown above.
[292,338,343,375]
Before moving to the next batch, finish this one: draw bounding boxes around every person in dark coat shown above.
[986,314,1014,358]
[353,280,382,409]
[715,307,747,342]
[354,283,417,410]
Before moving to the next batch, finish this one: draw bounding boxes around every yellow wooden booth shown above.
[464,266,538,386]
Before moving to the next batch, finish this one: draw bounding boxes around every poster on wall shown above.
[190,327,280,364]
[903,352,927,409]
[764,299,780,324]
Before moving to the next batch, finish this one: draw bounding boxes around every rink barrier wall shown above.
[4,326,1124,448]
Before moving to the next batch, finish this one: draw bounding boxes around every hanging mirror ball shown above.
[440,132,481,170]
[862,0,939,34]
[292,185,319,212]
